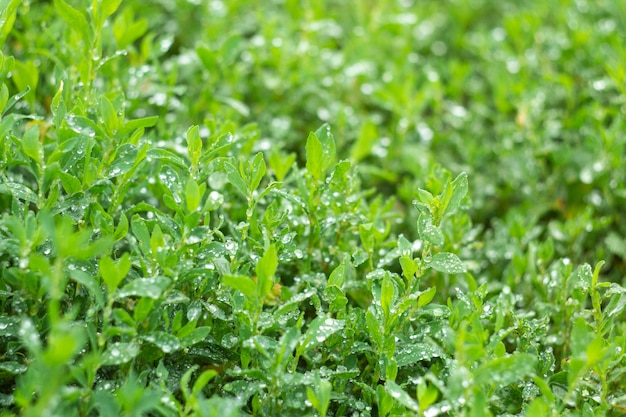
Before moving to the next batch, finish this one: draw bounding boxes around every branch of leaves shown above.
[400,172,469,287]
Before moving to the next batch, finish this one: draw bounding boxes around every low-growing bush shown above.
[0,0,625,416]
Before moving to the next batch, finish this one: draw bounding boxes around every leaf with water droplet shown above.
[0,182,38,204]
[306,131,324,181]
[248,152,266,192]
[385,380,420,412]
[179,326,212,349]
[108,143,137,178]
[224,161,248,197]
[102,341,140,365]
[473,353,537,387]
[396,342,445,367]
[443,172,468,216]
[141,331,181,353]
[0,361,27,376]
[146,148,188,170]
[116,275,171,300]
[300,316,344,353]
[418,214,444,247]
[429,252,466,274]
[0,316,19,337]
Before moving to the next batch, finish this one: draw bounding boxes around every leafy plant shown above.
[1,0,625,416]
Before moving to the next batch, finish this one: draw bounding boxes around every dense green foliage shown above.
[1,0,626,415]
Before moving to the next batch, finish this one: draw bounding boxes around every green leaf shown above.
[133,297,155,323]
[224,161,248,197]
[380,274,394,321]
[100,253,131,294]
[385,380,420,412]
[268,149,296,181]
[221,33,242,65]
[108,144,138,178]
[571,317,593,359]
[307,375,332,417]
[325,285,348,313]
[417,213,444,247]
[351,118,377,162]
[473,353,537,387]
[117,276,171,299]
[100,96,117,134]
[141,331,181,354]
[306,131,324,181]
[69,269,105,308]
[102,341,140,365]
[417,286,437,308]
[429,252,466,274]
[22,124,41,162]
[185,178,201,212]
[300,316,344,353]
[43,324,84,365]
[315,123,336,168]
[366,308,382,347]
[0,84,8,115]
[99,0,122,21]
[328,263,346,287]
[179,326,212,349]
[192,369,218,398]
[223,274,257,300]
[149,223,165,256]
[0,0,21,47]
[256,244,277,299]
[396,342,444,367]
[377,385,393,417]
[131,214,151,255]
[0,182,39,204]
[443,172,468,216]
[186,125,202,167]
[113,213,128,242]
[54,0,92,44]
[11,60,38,107]
[399,256,418,280]
[1,85,29,116]
[196,44,217,71]
[249,152,266,192]
[121,115,159,134]
[417,381,439,410]
[359,222,375,253]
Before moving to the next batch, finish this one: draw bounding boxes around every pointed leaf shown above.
[417,214,444,247]
[430,252,466,274]
[223,274,257,300]
[474,353,537,387]
[443,172,468,216]
[224,161,248,197]
[256,244,277,299]
[306,132,324,181]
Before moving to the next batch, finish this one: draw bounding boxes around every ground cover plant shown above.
[1,0,625,415]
